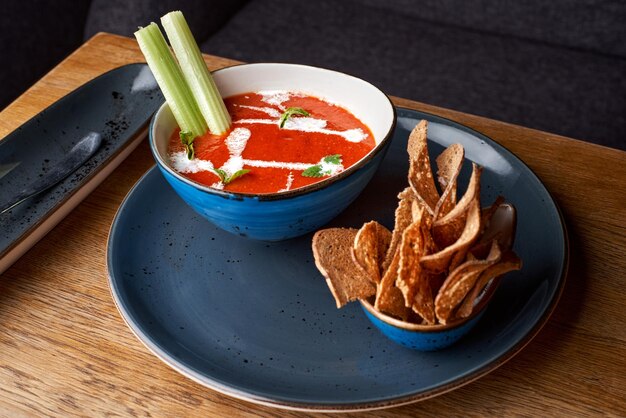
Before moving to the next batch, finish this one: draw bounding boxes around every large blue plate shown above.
[107,108,567,411]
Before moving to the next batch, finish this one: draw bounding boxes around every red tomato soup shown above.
[167,91,375,194]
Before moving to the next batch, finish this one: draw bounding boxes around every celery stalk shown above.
[135,23,207,139]
[161,11,231,135]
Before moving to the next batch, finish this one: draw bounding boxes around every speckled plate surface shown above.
[107,108,568,411]
[0,63,162,274]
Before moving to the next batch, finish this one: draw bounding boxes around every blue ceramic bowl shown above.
[149,63,396,241]
[360,277,501,351]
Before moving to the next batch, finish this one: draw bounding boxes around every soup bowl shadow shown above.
[150,63,396,241]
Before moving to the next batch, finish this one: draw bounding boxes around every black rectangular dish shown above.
[0,63,163,274]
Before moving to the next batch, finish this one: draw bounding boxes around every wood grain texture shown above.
[0,33,624,417]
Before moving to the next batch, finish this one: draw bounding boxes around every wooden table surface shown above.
[0,33,624,417]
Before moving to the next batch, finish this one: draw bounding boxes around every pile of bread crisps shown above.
[312,120,522,326]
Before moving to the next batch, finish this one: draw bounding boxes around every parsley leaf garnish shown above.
[323,154,342,165]
[279,107,310,128]
[301,165,324,178]
[302,154,343,178]
[213,168,251,185]
[179,131,195,160]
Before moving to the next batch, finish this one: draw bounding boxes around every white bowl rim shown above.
[149,62,397,201]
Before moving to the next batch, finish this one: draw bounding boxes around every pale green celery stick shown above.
[135,23,207,139]
[161,11,231,135]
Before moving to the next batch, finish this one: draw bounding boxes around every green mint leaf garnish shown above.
[302,154,343,178]
[323,154,342,165]
[301,165,324,178]
[279,107,310,128]
[212,168,228,183]
[179,130,195,160]
[212,168,251,185]
[225,169,250,184]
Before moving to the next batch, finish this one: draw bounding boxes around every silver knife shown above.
[0,132,102,214]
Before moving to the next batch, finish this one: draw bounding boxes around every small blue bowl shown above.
[360,278,501,351]
[149,63,396,241]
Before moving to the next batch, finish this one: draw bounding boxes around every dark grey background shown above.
[1,0,625,150]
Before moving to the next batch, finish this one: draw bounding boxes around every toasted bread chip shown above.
[407,120,439,216]
[396,206,436,324]
[396,208,424,304]
[410,198,421,221]
[420,194,482,274]
[456,251,522,319]
[448,191,486,272]
[430,272,447,297]
[311,127,522,328]
[413,279,435,325]
[433,143,464,219]
[375,223,393,276]
[411,199,438,255]
[431,164,482,248]
[481,196,505,234]
[398,186,415,200]
[352,221,391,284]
[312,228,376,308]
[382,188,415,272]
[415,200,438,255]
[469,195,506,256]
[434,241,502,324]
[375,249,411,321]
